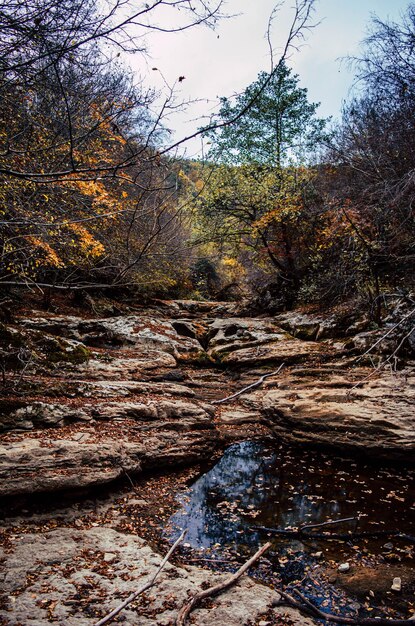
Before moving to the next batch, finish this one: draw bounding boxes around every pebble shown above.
[128,499,149,507]
[338,563,350,573]
[391,577,402,592]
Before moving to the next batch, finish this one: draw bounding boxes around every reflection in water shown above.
[165,441,415,616]
[168,441,414,552]
[169,441,344,550]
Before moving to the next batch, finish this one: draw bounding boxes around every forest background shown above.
[1,0,414,322]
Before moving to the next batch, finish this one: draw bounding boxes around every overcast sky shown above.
[133,0,410,158]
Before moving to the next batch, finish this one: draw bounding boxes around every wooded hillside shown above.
[1,0,414,317]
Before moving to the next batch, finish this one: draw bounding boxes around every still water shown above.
[166,441,415,617]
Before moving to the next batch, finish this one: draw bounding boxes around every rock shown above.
[0,322,91,375]
[261,367,415,459]
[351,329,399,357]
[0,527,281,626]
[173,299,231,316]
[20,314,206,360]
[94,399,214,426]
[0,398,218,496]
[172,319,209,343]
[218,409,263,425]
[0,430,218,496]
[154,369,187,382]
[208,318,290,355]
[2,396,208,432]
[0,402,91,432]
[273,311,355,340]
[66,353,177,379]
[217,338,325,367]
[64,380,195,398]
[338,563,350,573]
[391,577,402,591]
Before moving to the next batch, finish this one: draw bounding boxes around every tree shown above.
[323,4,415,314]
[191,60,327,308]
[0,0,320,295]
[0,0,226,291]
[205,62,326,166]
[191,162,328,307]
[0,0,226,184]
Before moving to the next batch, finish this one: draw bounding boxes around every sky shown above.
[132,0,411,158]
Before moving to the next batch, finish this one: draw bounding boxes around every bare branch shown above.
[212,364,285,405]
[94,529,187,626]
[175,542,271,626]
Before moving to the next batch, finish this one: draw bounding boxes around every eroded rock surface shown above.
[0,397,217,496]
[1,299,414,626]
[207,316,332,366]
[20,314,205,361]
[254,367,415,459]
[0,527,292,626]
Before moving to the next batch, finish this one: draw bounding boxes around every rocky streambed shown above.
[0,298,414,625]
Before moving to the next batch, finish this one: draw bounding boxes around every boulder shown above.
[351,327,415,358]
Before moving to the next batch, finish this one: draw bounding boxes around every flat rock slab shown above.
[0,399,219,496]
[20,315,204,359]
[1,397,211,431]
[0,527,311,626]
[218,339,326,366]
[259,367,415,459]
[60,380,196,399]
[68,353,177,379]
[0,429,218,496]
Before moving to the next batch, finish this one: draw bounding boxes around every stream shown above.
[165,440,415,619]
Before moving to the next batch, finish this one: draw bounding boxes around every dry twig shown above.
[212,365,284,405]
[175,542,271,626]
[94,530,187,626]
[275,588,415,625]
